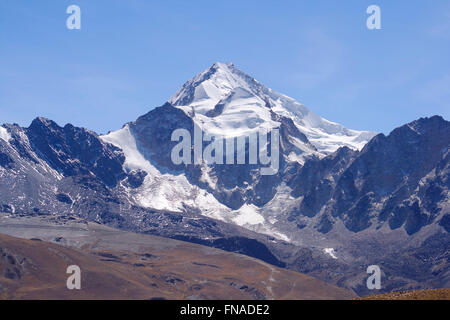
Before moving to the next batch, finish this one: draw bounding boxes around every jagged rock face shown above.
[27,118,126,187]
[286,146,358,215]
[281,116,450,236]
[0,145,14,169]
[0,120,138,222]
[291,116,450,234]
[130,103,195,171]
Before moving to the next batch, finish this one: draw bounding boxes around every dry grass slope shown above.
[361,288,450,300]
[0,234,355,300]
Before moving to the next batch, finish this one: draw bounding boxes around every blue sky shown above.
[1,0,449,134]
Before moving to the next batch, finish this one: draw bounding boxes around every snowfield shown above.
[0,126,11,143]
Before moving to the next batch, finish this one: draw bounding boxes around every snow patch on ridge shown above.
[0,126,11,143]
[323,248,338,259]
[102,125,153,172]
[232,204,265,226]
[231,204,291,242]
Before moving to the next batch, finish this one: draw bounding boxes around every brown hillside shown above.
[0,233,355,300]
[360,289,450,300]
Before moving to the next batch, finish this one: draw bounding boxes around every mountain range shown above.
[0,62,448,296]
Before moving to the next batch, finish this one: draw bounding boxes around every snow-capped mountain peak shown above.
[169,62,376,153]
[169,62,259,110]
[99,63,380,240]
